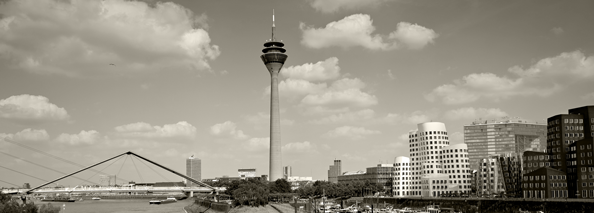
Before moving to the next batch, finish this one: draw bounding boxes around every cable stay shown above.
[24,151,216,194]
[135,154,170,182]
[0,179,21,188]
[0,151,99,185]
[129,156,144,183]
[0,138,129,183]
[77,155,125,187]
[0,165,49,183]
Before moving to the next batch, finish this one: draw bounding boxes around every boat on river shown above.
[149,197,177,205]
[41,197,76,202]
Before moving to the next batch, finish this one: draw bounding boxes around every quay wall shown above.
[362,197,594,213]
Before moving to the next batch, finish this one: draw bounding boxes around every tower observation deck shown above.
[260,11,287,181]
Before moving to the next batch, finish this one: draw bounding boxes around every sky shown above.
[0,0,593,188]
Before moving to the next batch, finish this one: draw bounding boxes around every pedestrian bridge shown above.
[1,186,226,194]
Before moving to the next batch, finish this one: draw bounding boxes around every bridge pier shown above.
[190,191,194,198]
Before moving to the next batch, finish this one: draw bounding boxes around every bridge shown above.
[1,186,226,194]
[0,142,220,198]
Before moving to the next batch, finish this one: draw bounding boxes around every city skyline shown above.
[1,0,593,187]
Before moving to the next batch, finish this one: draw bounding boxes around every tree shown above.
[269,179,291,194]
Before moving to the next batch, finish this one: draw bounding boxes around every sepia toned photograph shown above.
[1,0,593,212]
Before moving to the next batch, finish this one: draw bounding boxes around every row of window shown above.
[524,175,547,181]
[409,131,448,138]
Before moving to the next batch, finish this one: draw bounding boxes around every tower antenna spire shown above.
[272,9,275,41]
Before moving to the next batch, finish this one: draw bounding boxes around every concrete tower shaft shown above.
[260,12,287,181]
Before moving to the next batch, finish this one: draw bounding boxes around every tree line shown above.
[206,179,386,207]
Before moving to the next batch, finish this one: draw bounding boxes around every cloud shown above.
[301,106,351,116]
[444,107,508,121]
[0,128,50,142]
[0,94,69,122]
[243,112,294,128]
[449,132,464,144]
[300,14,437,50]
[301,78,378,107]
[245,137,269,151]
[310,109,375,124]
[308,0,392,13]
[266,78,327,100]
[387,69,395,80]
[114,121,197,139]
[406,111,434,124]
[324,126,380,140]
[426,50,594,104]
[281,57,340,81]
[282,141,316,153]
[388,22,439,50]
[55,130,101,145]
[551,27,564,35]
[0,0,219,76]
[209,121,249,140]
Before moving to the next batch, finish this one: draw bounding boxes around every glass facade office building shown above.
[464,119,546,172]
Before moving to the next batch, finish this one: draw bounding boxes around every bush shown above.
[39,203,61,213]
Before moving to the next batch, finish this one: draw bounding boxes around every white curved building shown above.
[407,122,471,197]
[393,156,411,197]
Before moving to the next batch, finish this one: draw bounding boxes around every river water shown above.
[32,198,194,213]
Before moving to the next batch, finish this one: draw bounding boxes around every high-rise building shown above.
[408,122,471,197]
[328,160,341,183]
[283,166,292,179]
[464,118,546,172]
[547,105,594,198]
[260,11,288,181]
[186,156,201,187]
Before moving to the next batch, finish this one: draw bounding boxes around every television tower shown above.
[260,10,287,181]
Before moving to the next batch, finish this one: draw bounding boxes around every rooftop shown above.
[466,117,545,126]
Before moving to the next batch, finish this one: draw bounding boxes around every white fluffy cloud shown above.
[55,130,101,145]
[282,141,316,153]
[0,128,50,142]
[308,0,392,13]
[426,51,594,104]
[310,109,375,124]
[0,0,219,76]
[444,107,508,121]
[406,111,432,124]
[209,121,249,140]
[115,121,197,139]
[388,22,439,50]
[324,126,380,140]
[245,137,269,151]
[301,78,378,107]
[268,79,327,100]
[281,57,341,81]
[300,14,437,50]
[0,94,69,122]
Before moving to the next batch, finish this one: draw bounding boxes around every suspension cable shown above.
[0,151,99,185]
[129,156,144,183]
[114,155,129,185]
[0,165,49,183]
[135,155,170,182]
[0,179,21,188]
[0,138,129,183]
[79,155,125,187]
